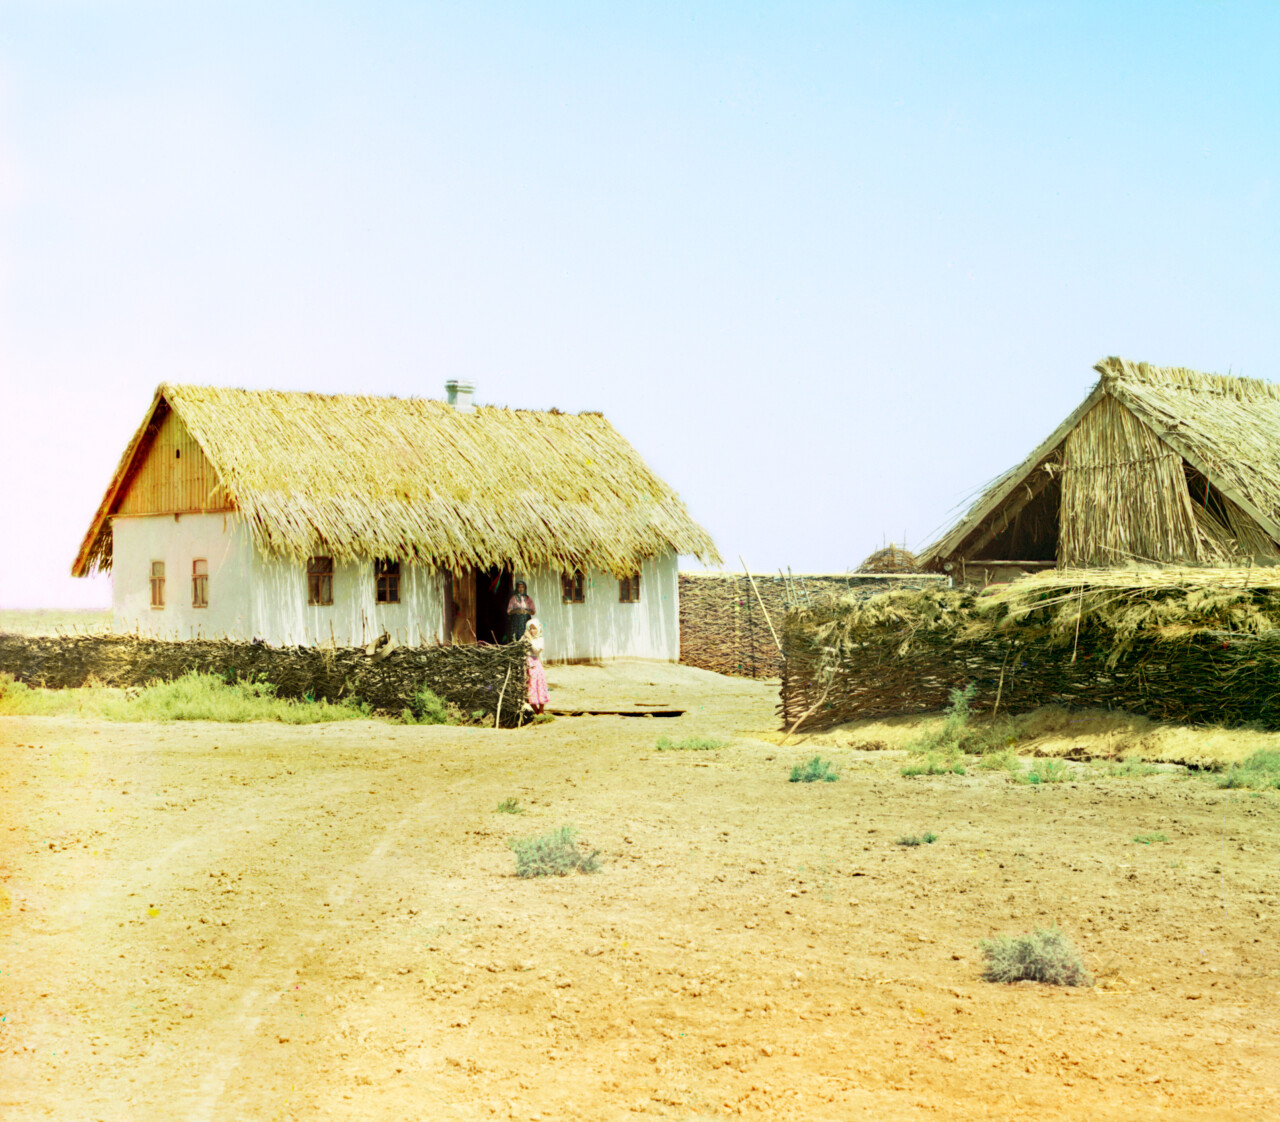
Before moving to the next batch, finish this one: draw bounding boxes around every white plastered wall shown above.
[111,513,448,646]
[111,512,255,640]
[248,551,446,648]
[520,552,679,662]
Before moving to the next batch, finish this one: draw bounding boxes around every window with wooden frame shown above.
[192,559,209,608]
[375,558,401,604]
[150,561,165,608]
[619,572,641,603]
[561,569,585,603]
[307,556,334,605]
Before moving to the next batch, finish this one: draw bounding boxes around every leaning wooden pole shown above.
[740,556,784,656]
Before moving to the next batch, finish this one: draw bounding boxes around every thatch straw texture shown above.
[923,357,1280,571]
[74,385,720,577]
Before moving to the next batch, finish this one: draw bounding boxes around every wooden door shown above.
[451,568,478,644]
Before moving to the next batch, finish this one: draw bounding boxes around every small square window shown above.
[375,558,401,604]
[192,559,208,608]
[150,561,165,609]
[561,569,585,604]
[619,573,641,603]
[308,556,334,606]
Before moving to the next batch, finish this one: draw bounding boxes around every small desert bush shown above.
[790,756,839,783]
[976,747,1020,773]
[1014,758,1070,785]
[906,683,1018,758]
[656,734,729,751]
[979,926,1091,986]
[494,797,525,814]
[896,832,939,847]
[900,755,966,777]
[507,825,601,877]
[1218,748,1280,790]
[406,684,454,725]
[1132,832,1168,844]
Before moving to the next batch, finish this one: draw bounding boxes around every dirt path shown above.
[2,663,1278,1119]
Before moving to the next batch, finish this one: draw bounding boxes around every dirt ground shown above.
[2,660,1278,1121]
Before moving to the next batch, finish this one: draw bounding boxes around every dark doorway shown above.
[475,566,513,645]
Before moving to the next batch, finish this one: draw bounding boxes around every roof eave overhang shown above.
[70,386,170,577]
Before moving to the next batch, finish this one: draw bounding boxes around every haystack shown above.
[857,545,919,573]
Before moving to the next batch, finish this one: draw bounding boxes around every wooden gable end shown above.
[115,405,233,516]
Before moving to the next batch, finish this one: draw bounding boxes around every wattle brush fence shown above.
[679,571,944,678]
[780,574,1280,732]
[0,634,530,726]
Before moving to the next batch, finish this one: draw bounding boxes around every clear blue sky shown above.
[1,2,1276,608]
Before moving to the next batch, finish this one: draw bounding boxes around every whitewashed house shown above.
[72,381,719,662]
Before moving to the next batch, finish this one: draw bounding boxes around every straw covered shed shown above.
[921,357,1280,582]
[72,382,719,658]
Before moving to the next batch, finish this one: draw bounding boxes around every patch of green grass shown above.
[1218,748,1280,790]
[0,671,372,724]
[789,756,839,783]
[494,797,525,814]
[1014,758,1070,785]
[979,926,1092,986]
[896,832,939,847]
[656,734,729,751]
[507,825,600,878]
[900,754,966,777]
[1132,832,1168,844]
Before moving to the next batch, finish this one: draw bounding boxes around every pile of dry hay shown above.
[856,545,920,574]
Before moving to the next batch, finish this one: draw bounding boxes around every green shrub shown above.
[789,756,839,783]
[1014,758,1070,785]
[896,832,939,847]
[980,927,1091,986]
[656,735,729,751]
[976,748,1020,773]
[1132,832,1168,844]
[495,797,525,814]
[402,685,451,725]
[508,825,601,877]
[900,754,966,777]
[1218,749,1280,790]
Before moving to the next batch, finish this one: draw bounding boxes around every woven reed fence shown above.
[0,634,530,727]
[679,572,944,678]
[780,576,1280,732]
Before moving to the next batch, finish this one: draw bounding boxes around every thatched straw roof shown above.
[922,357,1280,571]
[72,384,720,577]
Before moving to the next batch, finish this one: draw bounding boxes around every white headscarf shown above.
[525,616,545,658]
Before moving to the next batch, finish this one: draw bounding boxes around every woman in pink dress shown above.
[525,617,549,714]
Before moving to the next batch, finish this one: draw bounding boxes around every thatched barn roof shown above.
[922,357,1280,572]
[72,384,720,577]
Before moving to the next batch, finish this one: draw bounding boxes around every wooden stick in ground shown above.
[740,556,784,656]
[781,678,834,746]
[495,665,512,729]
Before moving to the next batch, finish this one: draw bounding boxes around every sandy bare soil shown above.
[2,661,1278,1120]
